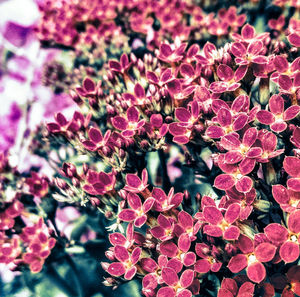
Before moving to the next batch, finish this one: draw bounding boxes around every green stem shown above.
[65,254,84,297]
[47,265,78,296]
[158,149,171,192]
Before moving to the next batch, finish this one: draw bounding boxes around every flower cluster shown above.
[1,0,300,296]
[0,154,56,274]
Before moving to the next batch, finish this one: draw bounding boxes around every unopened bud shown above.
[70,90,83,105]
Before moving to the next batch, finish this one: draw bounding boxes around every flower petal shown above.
[228,254,248,273]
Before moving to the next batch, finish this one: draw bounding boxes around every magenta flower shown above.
[283,156,300,191]
[109,223,134,250]
[141,255,168,295]
[291,126,300,149]
[218,278,254,297]
[108,53,131,74]
[277,73,300,97]
[123,169,148,193]
[231,40,268,65]
[228,234,276,283]
[151,187,183,212]
[82,127,111,152]
[232,24,269,44]
[169,100,201,144]
[150,214,175,242]
[272,185,300,213]
[157,267,194,297]
[75,77,100,98]
[47,112,70,134]
[205,108,248,139]
[202,203,241,240]
[270,56,299,84]
[122,83,148,106]
[21,218,56,273]
[83,170,116,195]
[112,106,145,138]
[268,15,285,31]
[264,210,300,263]
[144,114,168,140]
[194,243,222,273]
[158,235,196,267]
[47,111,88,134]
[173,210,201,242]
[107,245,141,280]
[214,154,256,193]
[146,68,173,88]
[256,130,284,163]
[157,42,187,64]
[166,78,196,102]
[220,128,262,164]
[210,64,248,93]
[26,172,49,198]
[288,33,300,47]
[118,193,154,227]
[256,95,300,133]
[225,187,256,220]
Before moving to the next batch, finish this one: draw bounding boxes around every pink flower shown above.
[150,214,175,242]
[169,100,201,144]
[157,267,195,297]
[256,95,300,133]
[107,245,141,280]
[277,73,300,97]
[291,126,300,149]
[26,172,49,198]
[214,154,256,193]
[123,169,148,193]
[109,223,134,250]
[194,243,222,273]
[151,187,183,212]
[210,64,248,93]
[108,54,131,74]
[157,42,187,64]
[83,170,116,195]
[173,211,201,242]
[264,210,300,263]
[82,127,111,152]
[146,68,173,88]
[256,130,284,163]
[272,185,300,213]
[75,77,100,98]
[283,156,300,191]
[232,24,269,44]
[270,56,299,84]
[231,40,268,66]
[118,193,155,227]
[112,106,145,138]
[220,127,262,164]
[268,15,285,31]
[218,278,254,297]
[202,203,241,240]
[228,234,276,283]
[141,255,168,295]
[205,107,248,139]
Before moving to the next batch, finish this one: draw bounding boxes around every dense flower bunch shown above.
[1,0,300,296]
[0,154,56,274]
[41,7,300,295]
[35,0,249,50]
